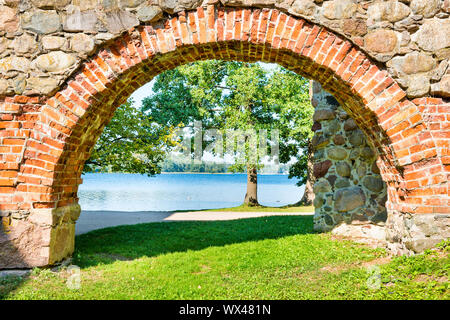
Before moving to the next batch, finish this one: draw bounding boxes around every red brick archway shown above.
[0,5,448,267]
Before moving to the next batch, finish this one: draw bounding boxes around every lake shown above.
[78,173,304,212]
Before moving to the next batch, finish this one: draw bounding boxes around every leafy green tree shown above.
[265,73,314,204]
[84,100,176,175]
[142,60,314,206]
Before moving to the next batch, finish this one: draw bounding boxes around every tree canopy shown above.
[84,100,177,175]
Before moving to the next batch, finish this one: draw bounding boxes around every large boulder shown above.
[0,5,19,33]
[334,187,366,212]
[364,30,398,53]
[34,52,76,73]
[22,10,61,34]
[414,19,450,52]
[367,1,411,22]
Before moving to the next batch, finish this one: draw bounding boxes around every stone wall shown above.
[0,0,449,99]
[311,81,388,232]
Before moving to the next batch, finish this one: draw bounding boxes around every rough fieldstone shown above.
[120,0,145,8]
[313,160,332,178]
[349,130,365,146]
[64,9,98,32]
[0,56,30,74]
[388,52,436,75]
[70,34,95,54]
[334,177,350,189]
[430,75,450,98]
[312,135,329,149]
[363,176,384,193]
[336,161,350,177]
[371,161,380,174]
[414,19,450,52]
[333,134,345,145]
[42,36,66,50]
[71,0,98,11]
[0,37,10,56]
[444,0,450,13]
[26,77,59,95]
[341,19,367,36]
[327,174,337,187]
[34,52,76,72]
[322,0,357,20]
[0,78,10,95]
[289,0,317,16]
[324,214,333,225]
[356,163,367,178]
[313,179,332,193]
[367,1,411,22]
[31,0,71,8]
[312,121,321,131]
[2,0,21,7]
[343,118,358,131]
[364,30,398,53]
[361,146,375,160]
[349,148,360,160]
[324,120,340,134]
[406,75,430,97]
[410,0,441,18]
[430,60,449,82]
[22,10,61,34]
[313,108,335,121]
[159,0,203,14]
[104,9,140,34]
[313,196,324,208]
[0,5,18,33]
[11,34,36,54]
[136,5,163,22]
[334,187,366,212]
[327,146,348,160]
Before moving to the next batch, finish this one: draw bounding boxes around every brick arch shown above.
[1,5,447,267]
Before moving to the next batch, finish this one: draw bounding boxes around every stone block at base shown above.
[386,212,450,255]
[0,204,80,269]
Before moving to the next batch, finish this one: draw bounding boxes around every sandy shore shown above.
[76,210,314,235]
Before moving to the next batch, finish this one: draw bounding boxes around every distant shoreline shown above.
[83,172,290,175]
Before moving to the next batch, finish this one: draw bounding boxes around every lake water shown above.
[78,173,304,212]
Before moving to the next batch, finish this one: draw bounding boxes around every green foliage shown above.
[142,60,313,181]
[84,100,177,175]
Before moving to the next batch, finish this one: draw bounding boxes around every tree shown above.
[142,60,314,206]
[84,100,176,175]
[265,71,314,204]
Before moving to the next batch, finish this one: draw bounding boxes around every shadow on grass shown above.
[0,272,30,300]
[73,215,314,268]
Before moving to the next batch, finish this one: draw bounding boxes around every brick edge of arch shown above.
[0,5,448,267]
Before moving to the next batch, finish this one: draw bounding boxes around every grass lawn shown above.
[1,215,448,300]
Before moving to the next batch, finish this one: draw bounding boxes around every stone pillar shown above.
[310,81,388,239]
[0,204,80,268]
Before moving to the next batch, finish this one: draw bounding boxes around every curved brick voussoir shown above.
[0,4,448,268]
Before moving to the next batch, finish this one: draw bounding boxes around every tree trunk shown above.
[298,140,315,206]
[244,166,259,206]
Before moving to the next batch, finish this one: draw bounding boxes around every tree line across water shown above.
[84,61,315,205]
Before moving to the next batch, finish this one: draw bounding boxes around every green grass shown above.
[177,204,315,213]
[1,216,448,300]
